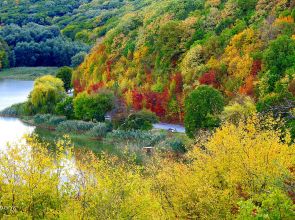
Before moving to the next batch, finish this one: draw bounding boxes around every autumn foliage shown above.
[199,70,218,88]
[1,115,294,219]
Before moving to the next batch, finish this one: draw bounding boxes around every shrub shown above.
[168,139,187,154]
[119,110,158,131]
[71,51,87,67]
[221,96,256,124]
[55,97,75,119]
[56,120,96,133]
[74,91,115,121]
[87,123,109,137]
[107,130,167,148]
[33,114,52,125]
[0,102,27,117]
[47,116,67,126]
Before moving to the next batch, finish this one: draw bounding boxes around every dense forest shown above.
[71,0,295,124]
[0,0,97,67]
[0,0,295,219]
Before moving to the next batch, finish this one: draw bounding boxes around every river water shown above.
[0,79,35,147]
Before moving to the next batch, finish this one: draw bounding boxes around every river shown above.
[0,79,35,147]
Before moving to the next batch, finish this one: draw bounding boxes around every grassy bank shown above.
[0,67,59,80]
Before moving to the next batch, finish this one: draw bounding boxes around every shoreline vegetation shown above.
[0,105,190,158]
[0,67,59,80]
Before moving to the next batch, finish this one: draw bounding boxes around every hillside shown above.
[73,0,295,122]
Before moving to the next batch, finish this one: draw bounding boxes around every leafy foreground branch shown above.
[0,116,294,219]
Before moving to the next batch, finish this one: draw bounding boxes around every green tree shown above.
[55,96,75,119]
[184,85,225,138]
[73,91,115,121]
[28,75,66,114]
[56,66,73,92]
[263,35,295,91]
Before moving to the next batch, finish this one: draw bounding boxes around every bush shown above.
[33,114,52,124]
[71,51,87,67]
[87,123,109,137]
[33,114,66,126]
[47,115,67,126]
[56,120,96,133]
[0,102,27,116]
[73,91,115,121]
[168,139,187,154]
[119,110,158,131]
[107,130,167,148]
[55,97,75,119]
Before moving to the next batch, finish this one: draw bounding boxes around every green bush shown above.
[55,97,75,119]
[107,130,167,148]
[33,114,66,126]
[119,110,158,131]
[168,139,187,154]
[56,120,96,133]
[33,114,52,125]
[47,116,67,126]
[0,102,27,117]
[86,123,109,137]
[74,91,115,121]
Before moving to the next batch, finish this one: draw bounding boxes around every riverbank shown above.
[0,67,59,80]
[0,111,190,160]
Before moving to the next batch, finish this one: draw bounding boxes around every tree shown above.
[263,35,295,91]
[221,96,256,124]
[153,116,295,219]
[28,75,66,114]
[0,38,10,69]
[184,85,225,138]
[56,66,73,92]
[73,91,115,121]
[71,51,87,67]
[55,96,75,119]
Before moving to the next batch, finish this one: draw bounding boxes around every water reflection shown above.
[0,117,35,148]
[0,79,34,110]
[0,79,35,146]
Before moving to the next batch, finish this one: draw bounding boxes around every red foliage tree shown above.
[199,70,218,88]
[250,60,262,76]
[144,89,169,118]
[73,80,85,94]
[132,90,144,110]
[239,75,255,96]
[87,82,104,94]
[239,60,261,96]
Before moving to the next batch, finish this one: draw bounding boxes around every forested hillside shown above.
[73,0,295,123]
[0,0,101,68]
[0,0,156,68]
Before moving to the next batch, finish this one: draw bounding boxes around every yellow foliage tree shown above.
[222,28,262,79]
[151,115,295,219]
